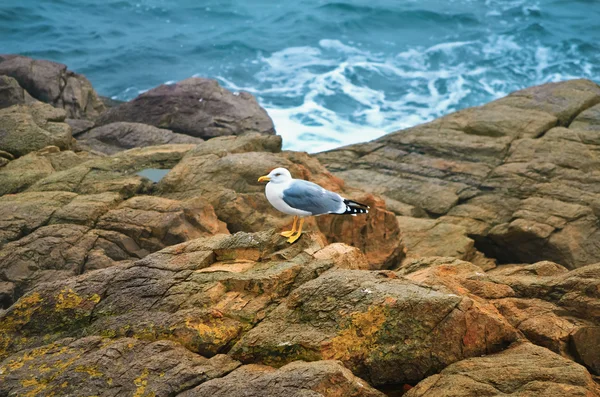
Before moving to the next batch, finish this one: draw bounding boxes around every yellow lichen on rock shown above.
[322,305,387,362]
[133,368,155,397]
[184,316,232,345]
[55,288,101,311]
[75,365,103,378]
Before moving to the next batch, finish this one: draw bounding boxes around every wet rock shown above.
[96,77,275,139]
[0,337,241,397]
[317,80,600,268]
[76,122,204,155]
[404,342,600,397]
[0,103,73,157]
[230,268,517,386]
[0,54,106,119]
[182,360,385,397]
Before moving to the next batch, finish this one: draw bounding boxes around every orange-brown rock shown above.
[0,194,225,307]
[404,342,600,397]
[230,268,518,386]
[397,216,495,270]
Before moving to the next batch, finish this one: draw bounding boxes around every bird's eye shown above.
[275,173,281,176]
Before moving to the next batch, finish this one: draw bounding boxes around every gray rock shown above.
[0,54,106,119]
[96,77,275,139]
[76,122,203,155]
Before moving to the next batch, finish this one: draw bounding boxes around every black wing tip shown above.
[343,199,370,209]
[341,199,369,215]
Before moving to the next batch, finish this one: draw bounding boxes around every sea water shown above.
[1,0,599,152]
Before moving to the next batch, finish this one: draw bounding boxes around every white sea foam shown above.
[215,30,598,153]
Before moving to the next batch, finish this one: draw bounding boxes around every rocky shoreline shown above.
[0,54,599,396]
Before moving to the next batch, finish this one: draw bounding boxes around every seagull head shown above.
[258,167,292,184]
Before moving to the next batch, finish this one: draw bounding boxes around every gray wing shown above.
[282,180,344,215]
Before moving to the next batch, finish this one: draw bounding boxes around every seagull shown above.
[258,167,369,243]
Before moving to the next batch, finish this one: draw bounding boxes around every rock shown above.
[94,195,228,253]
[96,77,275,139]
[570,327,600,375]
[317,80,600,268]
[0,149,97,195]
[157,134,404,268]
[0,54,106,119]
[0,336,241,397]
[75,122,204,155]
[0,103,73,157]
[65,117,94,135]
[230,268,517,386]
[181,360,385,397]
[0,191,77,245]
[493,297,585,355]
[0,231,360,357]
[397,216,495,270]
[404,342,600,397]
[397,257,515,300]
[28,144,195,196]
[0,194,225,306]
[492,78,600,125]
[0,75,35,109]
[99,95,125,108]
[489,262,600,320]
[571,102,600,131]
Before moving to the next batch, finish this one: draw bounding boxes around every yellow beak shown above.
[258,175,271,183]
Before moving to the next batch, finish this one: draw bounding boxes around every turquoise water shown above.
[1,0,599,152]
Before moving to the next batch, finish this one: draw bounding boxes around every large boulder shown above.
[317,79,600,268]
[96,77,275,139]
[404,342,600,397]
[0,54,106,119]
[0,103,73,157]
[75,122,204,155]
[230,268,517,386]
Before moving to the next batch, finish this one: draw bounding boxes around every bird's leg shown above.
[280,216,298,237]
[287,218,304,244]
